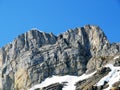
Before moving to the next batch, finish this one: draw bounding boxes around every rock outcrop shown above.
[75,67,111,90]
[42,83,63,90]
[0,25,120,90]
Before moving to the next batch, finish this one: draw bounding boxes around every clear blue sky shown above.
[0,0,120,47]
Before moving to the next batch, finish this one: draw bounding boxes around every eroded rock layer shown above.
[0,25,120,90]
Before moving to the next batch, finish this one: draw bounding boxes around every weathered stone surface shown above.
[42,83,63,90]
[0,25,120,90]
[111,81,120,90]
[75,67,111,90]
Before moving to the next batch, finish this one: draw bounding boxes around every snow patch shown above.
[29,71,96,90]
[96,64,120,90]
[114,56,120,60]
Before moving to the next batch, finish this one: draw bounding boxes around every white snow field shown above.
[29,71,96,90]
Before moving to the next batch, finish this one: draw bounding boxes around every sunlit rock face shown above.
[0,25,120,90]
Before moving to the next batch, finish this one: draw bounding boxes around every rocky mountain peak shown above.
[15,29,57,50]
[60,25,109,56]
[0,25,120,90]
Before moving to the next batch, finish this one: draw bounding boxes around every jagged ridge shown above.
[0,25,120,90]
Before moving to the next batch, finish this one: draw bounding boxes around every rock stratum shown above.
[0,25,120,90]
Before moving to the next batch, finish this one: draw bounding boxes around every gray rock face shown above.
[0,25,120,90]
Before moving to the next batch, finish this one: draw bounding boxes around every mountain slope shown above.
[0,25,120,90]
[30,72,96,90]
[30,61,120,90]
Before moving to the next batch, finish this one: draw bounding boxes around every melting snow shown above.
[96,64,120,90]
[29,71,96,90]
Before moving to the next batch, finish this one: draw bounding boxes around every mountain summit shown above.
[0,25,120,90]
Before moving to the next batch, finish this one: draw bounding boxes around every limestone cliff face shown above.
[0,25,120,90]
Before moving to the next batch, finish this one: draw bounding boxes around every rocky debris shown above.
[113,54,120,66]
[109,81,120,90]
[32,83,63,90]
[0,25,120,90]
[75,67,111,90]
[86,53,120,74]
[112,81,120,88]
[42,83,63,90]
[86,56,112,74]
[110,87,120,90]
